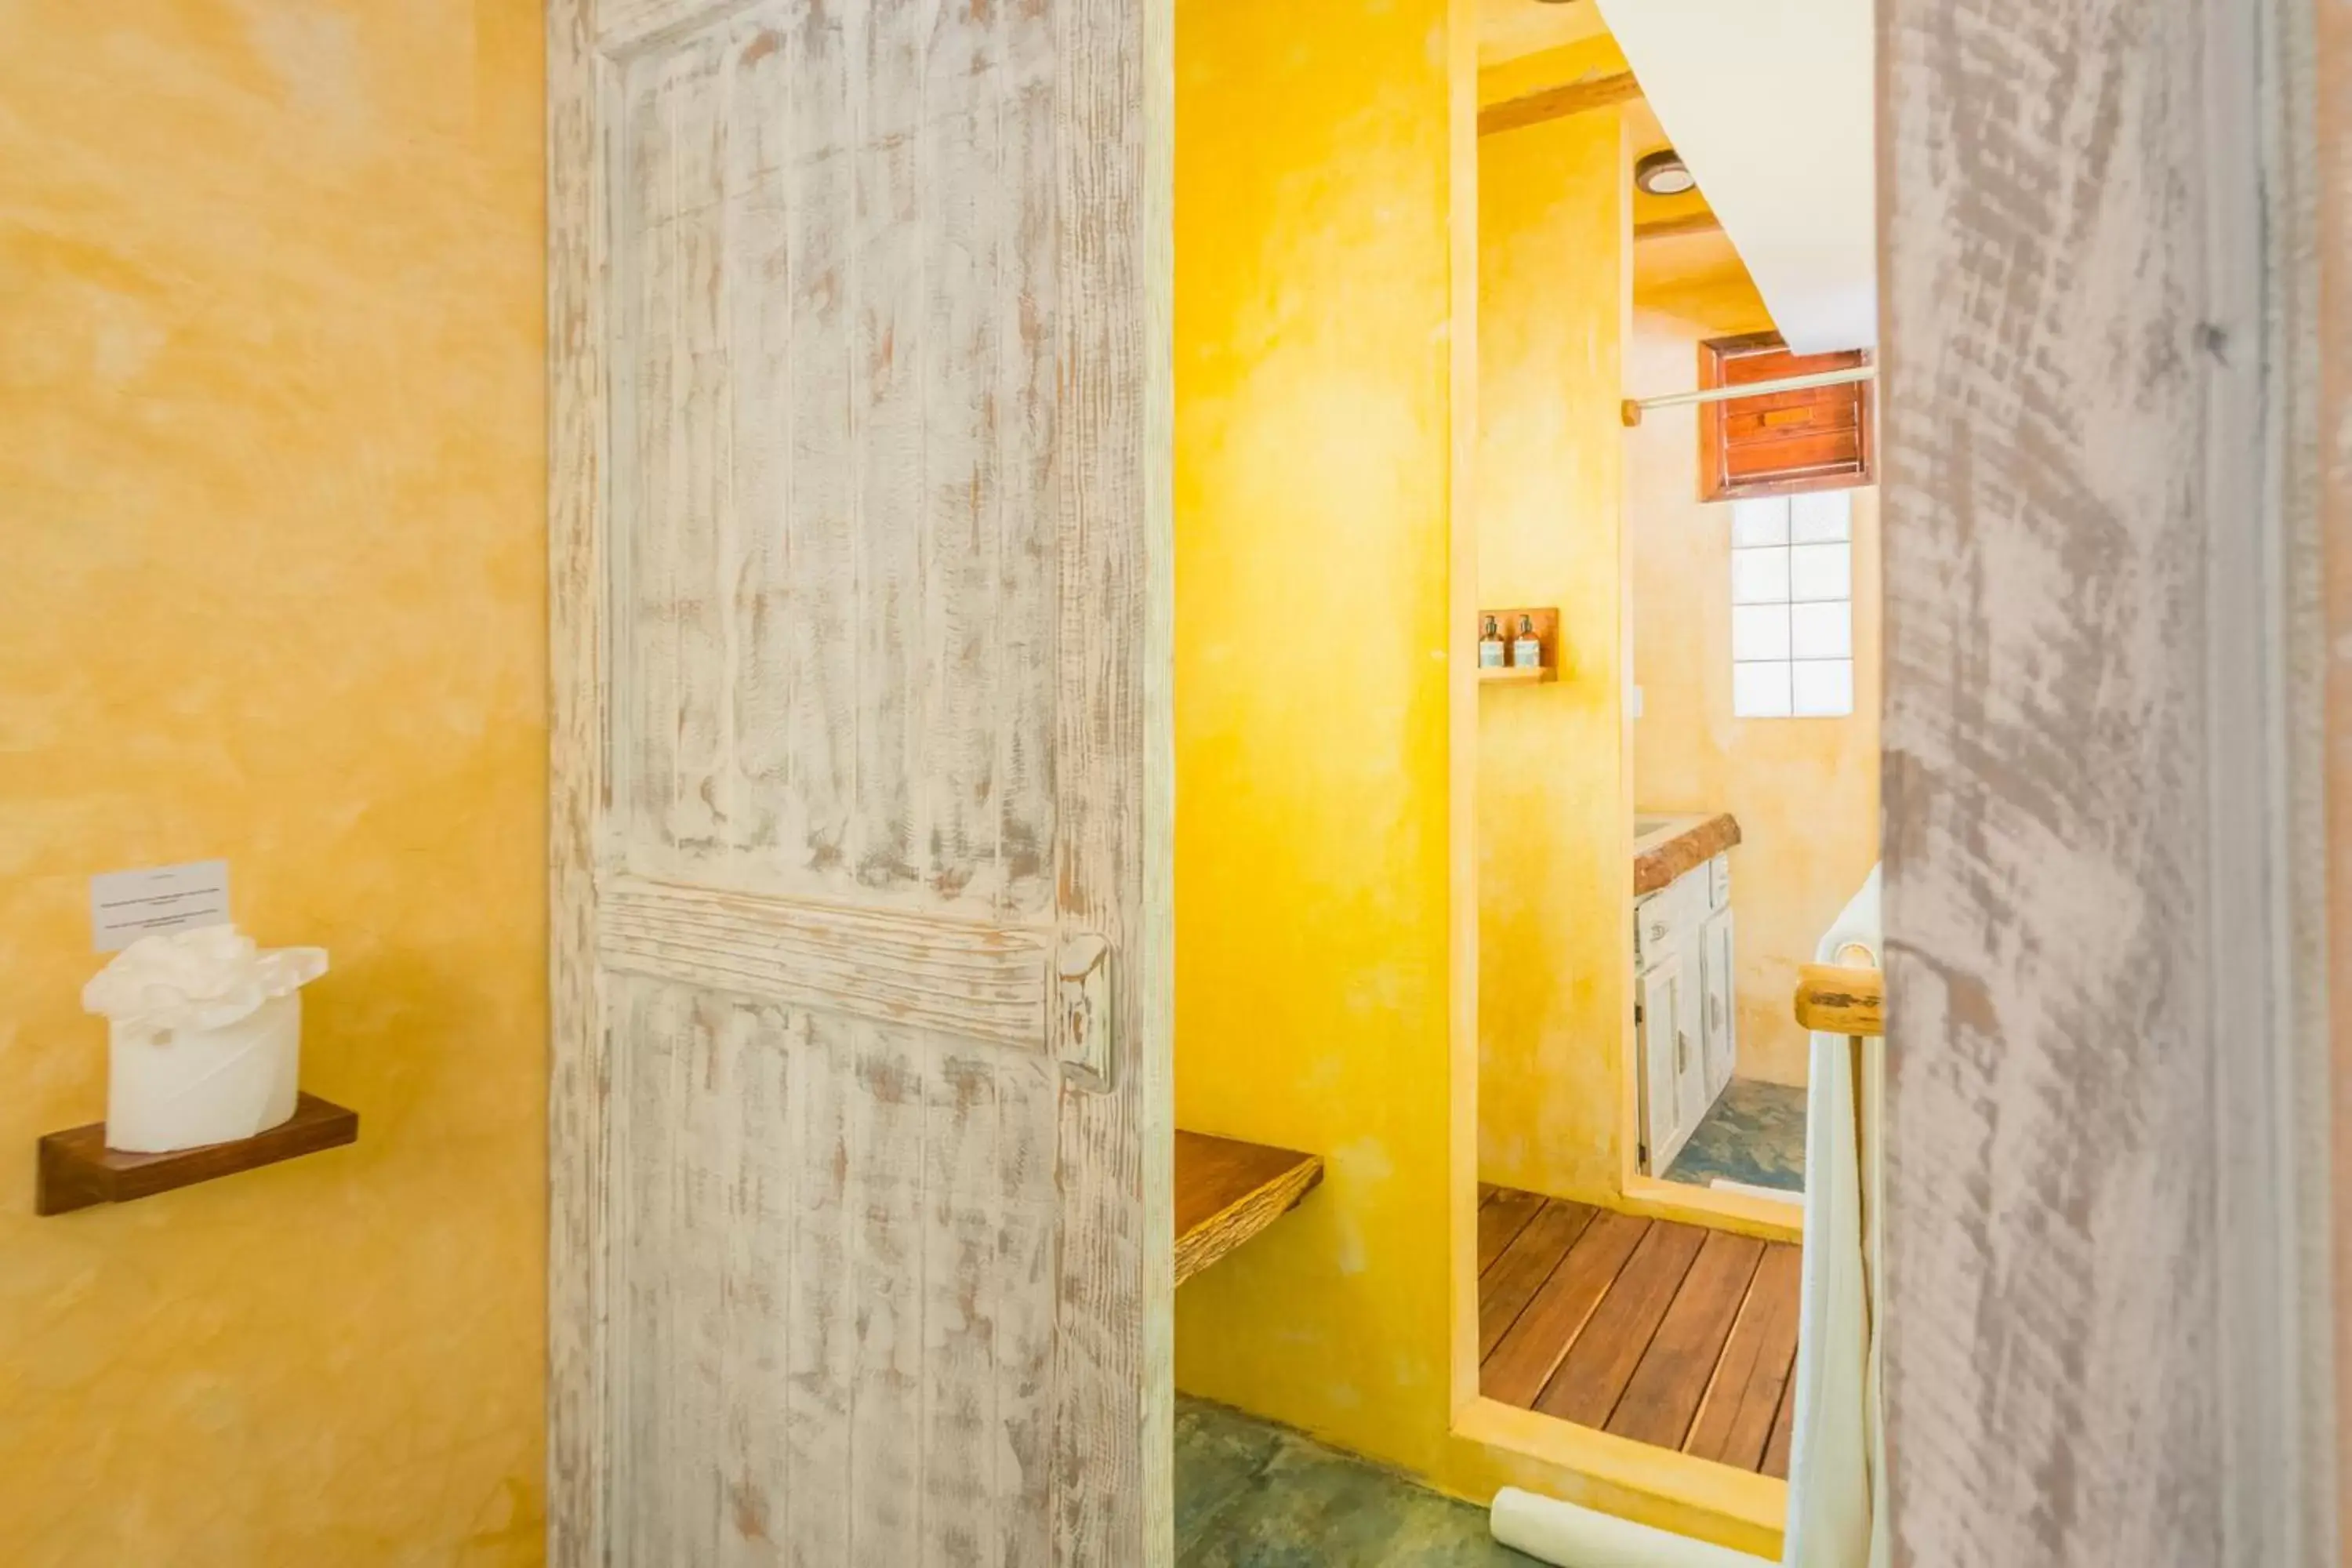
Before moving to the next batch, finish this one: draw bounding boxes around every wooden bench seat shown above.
[1174,1131,1323,1285]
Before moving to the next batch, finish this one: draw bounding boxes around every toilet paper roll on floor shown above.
[1490,1489,1776,1568]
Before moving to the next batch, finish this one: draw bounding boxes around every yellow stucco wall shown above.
[1171,0,1465,1474]
[0,5,548,1563]
[1168,9,1781,1554]
[1478,36,1629,105]
[1473,78,1632,1203]
[1628,294,1882,1087]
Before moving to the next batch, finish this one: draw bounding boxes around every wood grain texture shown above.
[547,0,1172,1561]
[1760,1370,1795,1483]
[1477,1200,1597,1360]
[1682,1242,1803,1472]
[1534,1220,1704,1427]
[1697,332,1872,503]
[1475,1188,1800,1477]
[1634,211,1723,244]
[1481,1208,1648,1408]
[1604,1229,1765,1451]
[1171,1131,1323,1287]
[1880,0,2331,1560]
[1476,71,1640,138]
[1047,0,1174,1557]
[546,0,611,1559]
[1475,1185,1544,1276]
[597,877,1054,1051]
[34,1092,357,1216]
[1630,811,1740,896]
[2322,0,2352,1555]
[1791,963,1882,1037]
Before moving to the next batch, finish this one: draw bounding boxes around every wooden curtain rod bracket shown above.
[1621,398,1643,428]
[1793,963,1883,1036]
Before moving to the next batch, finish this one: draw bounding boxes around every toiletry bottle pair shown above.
[1480,615,1544,670]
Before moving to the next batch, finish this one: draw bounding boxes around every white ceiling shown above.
[1595,0,1876,352]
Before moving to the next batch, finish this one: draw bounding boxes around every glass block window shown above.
[1730,492,1853,717]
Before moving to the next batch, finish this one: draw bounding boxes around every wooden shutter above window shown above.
[1697,331,1875,500]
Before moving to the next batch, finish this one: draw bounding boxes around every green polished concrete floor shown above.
[1177,1398,1539,1566]
[1664,1078,1808,1194]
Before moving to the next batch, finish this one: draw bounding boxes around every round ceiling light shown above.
[1635,150,1697,198]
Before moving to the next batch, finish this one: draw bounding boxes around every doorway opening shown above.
[1465,0,1881,1533]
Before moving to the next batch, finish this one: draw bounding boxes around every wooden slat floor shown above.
[1476,1184,1802,1478]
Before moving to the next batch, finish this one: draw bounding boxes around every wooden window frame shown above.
[1696,330,1875,502]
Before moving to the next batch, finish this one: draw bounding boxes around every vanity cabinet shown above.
[1635,851,1736,1175]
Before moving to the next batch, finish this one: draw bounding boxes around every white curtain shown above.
[1780,866,1886,1568]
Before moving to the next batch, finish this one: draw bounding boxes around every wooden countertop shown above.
[1174,1130,1323,1286]
[1632,811,1741,896]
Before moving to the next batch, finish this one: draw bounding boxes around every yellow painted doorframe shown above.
[1436,11,1787,1552]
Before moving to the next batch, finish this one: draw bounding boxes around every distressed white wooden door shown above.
[546,1,1171,1563]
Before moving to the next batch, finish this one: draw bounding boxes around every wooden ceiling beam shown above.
[1634,211,1725,242]
[1476,71,1641,136]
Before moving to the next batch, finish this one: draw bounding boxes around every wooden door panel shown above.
[596,877,1056,1054]
[1878,0,2330,1558]
[550,0,1170,1562]
[605,3,1060,920]
[604,976,1064,1566]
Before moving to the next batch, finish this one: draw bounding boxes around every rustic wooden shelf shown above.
[37,1092,358,1216]
[1174,1129,1323,1286]
[1476,606,1562,684]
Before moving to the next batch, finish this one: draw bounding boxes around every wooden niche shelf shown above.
[1174,1130,1323,1286]
[37,1092,358,1216]
[1478,607,1561,684]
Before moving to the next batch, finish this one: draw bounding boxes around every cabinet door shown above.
[1673,945,1711,1136]
[1700,906,1737,1095]
[1634,891,1671,970]
[1639,962,1685,1174]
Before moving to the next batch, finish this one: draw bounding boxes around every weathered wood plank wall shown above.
[1881,0,2335,1562]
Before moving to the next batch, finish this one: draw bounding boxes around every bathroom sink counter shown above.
[1632,811,1741,895]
